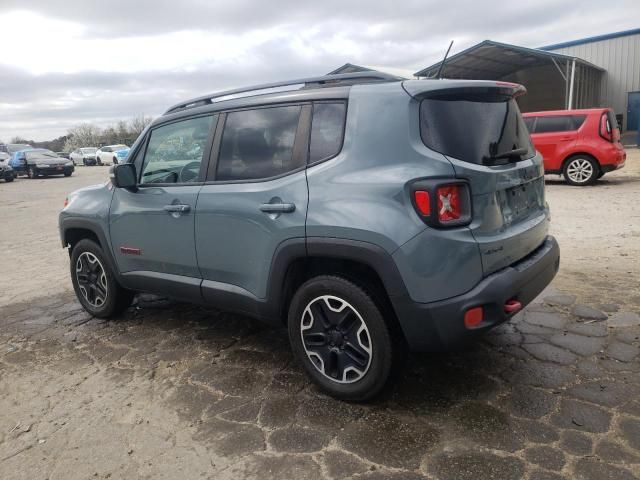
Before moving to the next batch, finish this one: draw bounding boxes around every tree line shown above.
[2,115,153,153]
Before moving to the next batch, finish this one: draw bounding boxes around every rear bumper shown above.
[392,235,560,351]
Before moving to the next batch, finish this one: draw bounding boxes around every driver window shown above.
[140,115,214,184]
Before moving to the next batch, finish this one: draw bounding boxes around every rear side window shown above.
[534,115,585,133]
[217,105,302,181]
[420,93,535,165]
[309,102,346,164]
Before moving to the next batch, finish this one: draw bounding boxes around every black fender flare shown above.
[59,217,123,284]
[263,236,409,321]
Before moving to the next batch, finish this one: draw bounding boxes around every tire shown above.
[597,170,605,179]
[64,172,72,177]
[27,166,38,179]
[288,275,395,401]
[563,155,599,186]
[4,175,13,182]
[113,157,118,165]
[70,239,134,318]
[83,158,87,166]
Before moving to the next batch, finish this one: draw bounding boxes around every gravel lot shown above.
[0,156,639,480]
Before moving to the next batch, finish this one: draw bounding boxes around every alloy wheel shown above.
[300,295,372,383]
[75,252,108,307]
[566,158,594,184]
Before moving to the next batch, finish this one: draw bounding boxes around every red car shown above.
[523,108,626,186]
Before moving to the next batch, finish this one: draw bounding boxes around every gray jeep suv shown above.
[60,72,560,400]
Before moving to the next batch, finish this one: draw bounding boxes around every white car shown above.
[69,147,99,166]
[96,144,130,165]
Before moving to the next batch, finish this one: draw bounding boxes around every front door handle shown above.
[259,202,295,213]
[163,204,191,213]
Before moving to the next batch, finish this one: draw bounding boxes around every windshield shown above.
[420,92,535,165]
[26,150,59,160]
[8,144,33,153]
[112,145,128,150]
[81,148,97,153]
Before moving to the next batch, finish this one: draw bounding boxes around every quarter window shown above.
[140,115,214,184]
[309,102,346,163]
[216,106,302,181]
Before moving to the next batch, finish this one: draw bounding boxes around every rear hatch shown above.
[408,81,549,275]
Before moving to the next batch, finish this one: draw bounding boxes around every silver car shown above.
[69,147,99,166]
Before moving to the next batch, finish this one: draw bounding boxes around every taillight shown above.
[63,197,69,208]
[437,185,461,222]
[600,113,613,142]
[414,190,430,215]
[410,179,472,228]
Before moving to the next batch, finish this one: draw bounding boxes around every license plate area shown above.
[498,178,544,224]
[56,166,63,170]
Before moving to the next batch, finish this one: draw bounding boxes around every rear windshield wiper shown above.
[483,147,528,165]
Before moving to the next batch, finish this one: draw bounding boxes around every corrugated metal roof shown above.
[414,40,604,79]
[540,27,640,51]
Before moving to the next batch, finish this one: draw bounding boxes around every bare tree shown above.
[64,123,102,152]
[129,115,153,138]
[10,136,30,144]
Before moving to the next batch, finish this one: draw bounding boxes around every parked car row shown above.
[9,148,75,178]
[0,143,131,183]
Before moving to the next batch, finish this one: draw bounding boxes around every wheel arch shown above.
[267,237,409,342]
[60,218,122,283]
[561,151,601,172]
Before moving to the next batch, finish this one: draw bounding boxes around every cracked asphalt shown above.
[0,154,639,480]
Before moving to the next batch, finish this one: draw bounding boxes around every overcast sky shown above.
[1,1,638,141]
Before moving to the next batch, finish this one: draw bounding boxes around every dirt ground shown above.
[0,155,639,480]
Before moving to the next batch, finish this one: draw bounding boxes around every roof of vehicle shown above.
[153,74,526,131]
[523,108,611,116]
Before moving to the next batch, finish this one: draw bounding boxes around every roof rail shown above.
[164,72,402,114]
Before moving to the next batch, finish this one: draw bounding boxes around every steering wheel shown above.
[178,161,201,183]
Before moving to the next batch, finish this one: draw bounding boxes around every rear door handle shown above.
[163,204,191,213]
[259,203,295,213]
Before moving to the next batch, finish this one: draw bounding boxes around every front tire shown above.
[27,166,38,179]
[563,155,599,186]
[113,156,118,165]
[4,175,13,182]
[70,239,133,318]
[288,275,394,401]
[64,172,72,177]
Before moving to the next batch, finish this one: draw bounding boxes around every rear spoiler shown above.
[402,79,527,99]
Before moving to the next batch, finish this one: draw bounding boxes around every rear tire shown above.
[563,155,598,186]
[27,166,38,179]
[70,239,134,318]
[288,275,395,401]
[4,175,13,182]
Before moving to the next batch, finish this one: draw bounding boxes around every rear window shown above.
[534,115,586,133]
[420,93,535,165]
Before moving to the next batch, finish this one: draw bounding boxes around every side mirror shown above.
[110,163,137,189]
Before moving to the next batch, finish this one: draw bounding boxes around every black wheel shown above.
[4,174,13,182]
[113,156,118,165]
[563,155,599,186]
[83,158,88,166]
[288,275,395,401]
[597,170,605,179]
[27,166,38,179]
[64,171,72,177]
[70,239,134,318]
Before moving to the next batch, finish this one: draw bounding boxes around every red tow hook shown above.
[504,299,523,314]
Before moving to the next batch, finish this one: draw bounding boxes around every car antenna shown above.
[435,40,454,79]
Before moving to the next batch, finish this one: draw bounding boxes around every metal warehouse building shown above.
[412,28,640,131]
